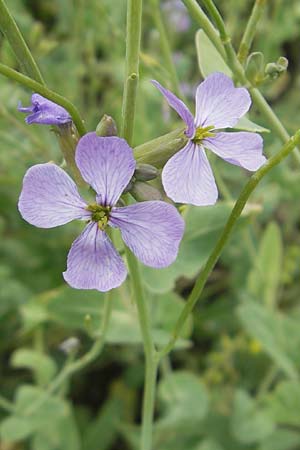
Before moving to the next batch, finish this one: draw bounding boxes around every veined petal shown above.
[162,141,218,206]
[75,133,136,206]
[18,163,90,228]
[63,222,127,292]
[195,72,251,129]
[204,131,266,171]
[110,201,184,268]
[151,80,195,138]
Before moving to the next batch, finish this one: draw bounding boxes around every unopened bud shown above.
[96,114,118,137]
[59,337,80,355]
[130,181,163,201]
[265,57,288,80]
[134,163,158,181]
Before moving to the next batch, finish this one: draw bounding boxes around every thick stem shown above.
[158,129,300,358]
[183,0,300,164]
[0,63,86,136]
[237,0,267,64]
[0,0,44,84]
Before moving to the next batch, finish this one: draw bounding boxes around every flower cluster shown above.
[18,72,266,292]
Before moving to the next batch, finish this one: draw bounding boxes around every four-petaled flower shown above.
[152,72,266,206]
[18,133,184,292]
[18,93,72,126]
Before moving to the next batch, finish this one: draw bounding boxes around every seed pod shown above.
[96,114,118,137]
[134,163,158,181]
[130,181,163,202]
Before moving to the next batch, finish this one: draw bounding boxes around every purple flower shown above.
[152,72,266,206]
[18,133,184,292]
[18,94,71,126]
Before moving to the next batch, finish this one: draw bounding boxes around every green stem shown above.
[0,63,86,136]
[24,291,113,416]
[0,0,44,84]
[150,0,182,96]
[121,0,143,144]
[121,2,157,449]
[158,129,300,358]
[183,0,300,164]
[182,0,226,58]
[125,249,158,450]
[237,0,267,64]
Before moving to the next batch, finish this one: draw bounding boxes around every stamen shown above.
[86,203,111,230]
[192,125,215,144]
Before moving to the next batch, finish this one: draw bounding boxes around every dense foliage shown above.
[0,1,300,449]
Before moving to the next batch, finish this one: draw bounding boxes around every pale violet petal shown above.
[204,131,266,171]
[75,133,136,206]
[18,163,90,228]
[63,222,127,292]
[151,80,195,138]
[195,72,251,129]
[110,201,184,268]
[161,141,218,206]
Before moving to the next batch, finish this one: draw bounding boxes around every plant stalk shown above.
[0,0,45,84]
[158,129,300,358]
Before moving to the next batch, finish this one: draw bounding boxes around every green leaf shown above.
[247,222,283,307]
[0,415,36,442]
[32,409,80,450]
[158,371,209,423]
[0,385,66,443]
[264,381,300,427]
[11,349,57,386]
[231,390,274,444]
[233,116,270,133]
[196,29,231,77]
[237,302,300,379]
[196,440,224,450]
[106,286,192,348]
[257,429,300,450]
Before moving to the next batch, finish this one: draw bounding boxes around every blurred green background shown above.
[0,0,300,449]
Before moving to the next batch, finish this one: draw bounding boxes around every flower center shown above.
[86,203,111,230]
[192,125,215,144]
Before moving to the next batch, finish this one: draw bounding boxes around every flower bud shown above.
[130,181,163,202]
[96,114,118,137]
[134,127,187,168]
[265,57,288,80]
[134,163,158,181]
[59,337,80,355]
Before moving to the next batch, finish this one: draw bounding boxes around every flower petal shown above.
[110,201,184,268]
[63,222,127,292]
[151,80,195,138]
[75,133,136,206]
[18,163,90,228]
[195,72,251,129]
[18,94,71,125]
[161,141,218,206]
[204,131,266,171]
